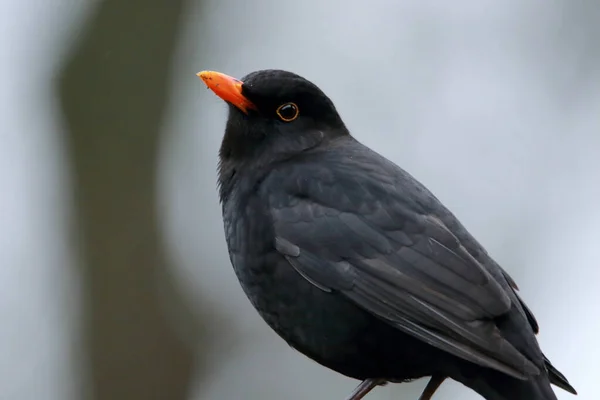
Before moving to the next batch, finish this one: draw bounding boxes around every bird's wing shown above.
[266,155,540,380]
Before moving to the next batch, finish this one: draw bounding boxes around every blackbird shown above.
[196,69,577,400]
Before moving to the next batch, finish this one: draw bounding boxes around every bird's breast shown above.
[221,190,436,381]
[222,193,376,364]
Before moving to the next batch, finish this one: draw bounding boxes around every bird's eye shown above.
[276,102,299,122]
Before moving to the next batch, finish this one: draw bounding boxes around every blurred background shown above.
[1,1,598,399]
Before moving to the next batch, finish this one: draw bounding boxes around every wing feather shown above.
[271,196,540,379]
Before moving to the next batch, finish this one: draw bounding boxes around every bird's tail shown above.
[545,354,577,395]
[451,352,576,400]
[466,375,557,400]
[454,367,575,400]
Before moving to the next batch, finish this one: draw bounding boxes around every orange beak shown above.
[197,70,256,114]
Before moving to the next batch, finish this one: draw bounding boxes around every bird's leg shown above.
[418,375,445,400]
[344,378,385,400]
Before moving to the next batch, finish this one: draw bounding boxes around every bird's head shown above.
[197,69,348,163]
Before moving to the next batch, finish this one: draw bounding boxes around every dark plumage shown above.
[197,69,577,399]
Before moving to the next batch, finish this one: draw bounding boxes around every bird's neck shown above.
[217,129,338,204]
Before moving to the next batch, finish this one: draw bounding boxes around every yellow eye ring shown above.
[276,102,299,122]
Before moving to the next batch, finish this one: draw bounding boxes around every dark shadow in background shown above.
[57,1,200,399]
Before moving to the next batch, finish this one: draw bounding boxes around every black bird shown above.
[196,69,577,400]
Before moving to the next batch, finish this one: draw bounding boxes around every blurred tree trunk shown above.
[57,1,196,399]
